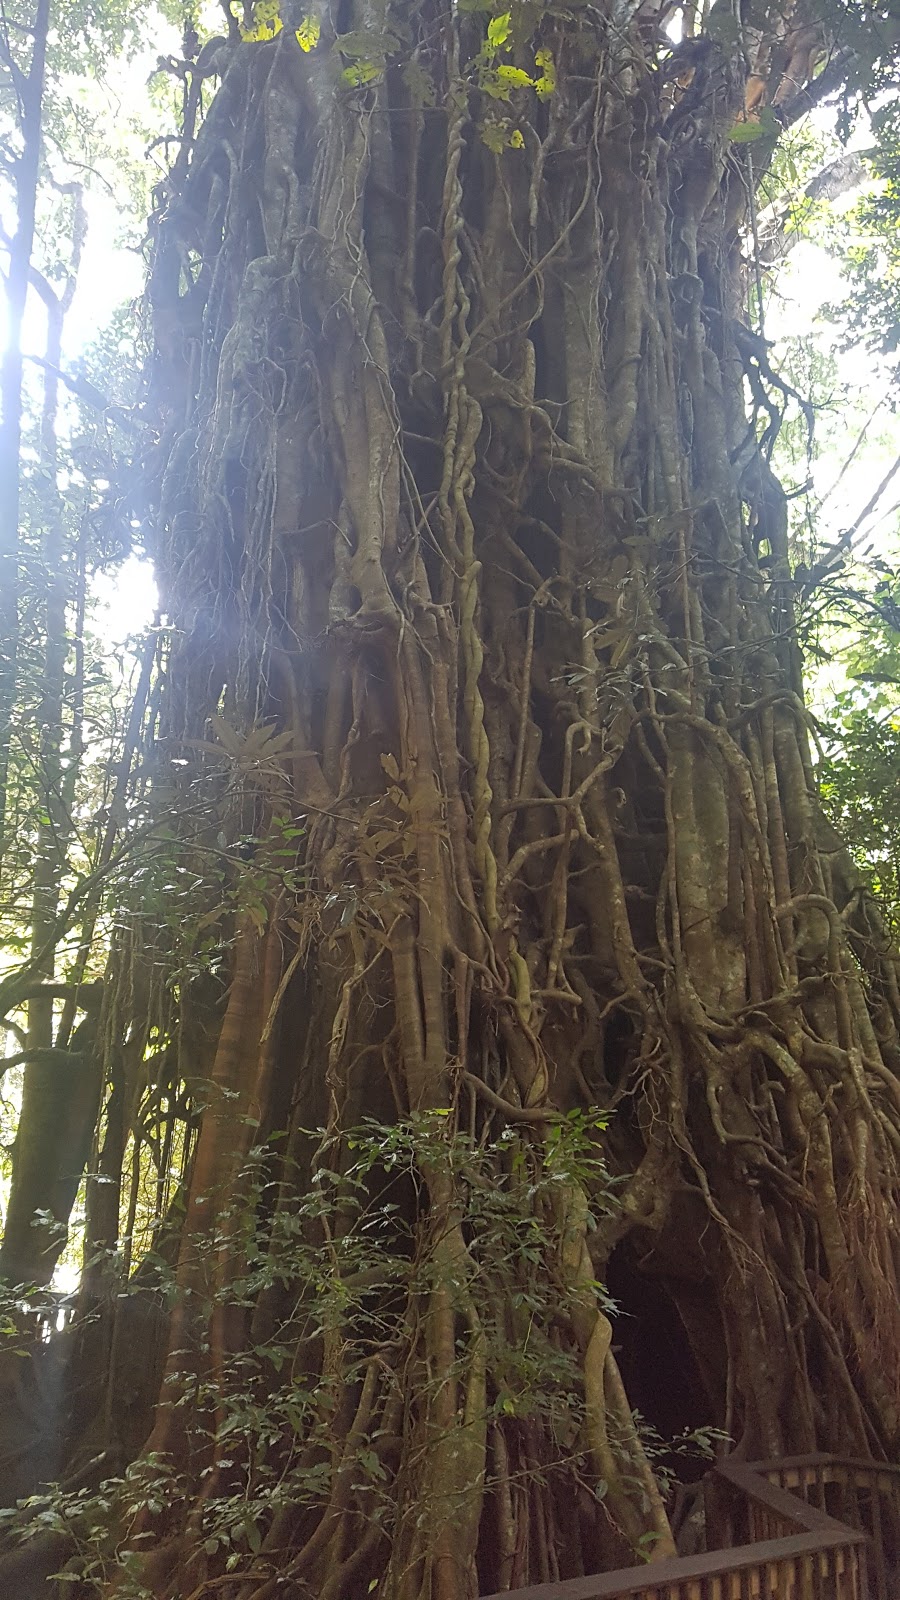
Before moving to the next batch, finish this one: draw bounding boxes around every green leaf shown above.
[487,11,511,48]
[495,64,533,87]
[729,106,780,144]
[336,27,393,60]
[296,14,320,49]
[728,119,766,143]
[534,46,556,100]
[481,71,512,101]
[342,61,381,84]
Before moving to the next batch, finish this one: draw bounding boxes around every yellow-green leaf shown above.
[238,0,283,40]
[487,10,511,48]
[534,46,556,100]
[342,59,381,85]
[480,116,522,153]
[481,70,511,100]
[295,13,320,49]
[240,16,281,38]
[496,64,533,87]
[481,119,510,151]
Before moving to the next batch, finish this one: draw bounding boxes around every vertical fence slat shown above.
[479,1454,900,1600]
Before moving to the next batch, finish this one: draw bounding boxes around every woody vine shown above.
[2,0,900,1596]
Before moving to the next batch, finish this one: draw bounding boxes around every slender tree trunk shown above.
[0,0,52,858]
[0,199,107,1289]
[0,205,101,1289]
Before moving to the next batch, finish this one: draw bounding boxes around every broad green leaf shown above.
[487,11,511,48]
[342,59,381,85]
[481,70,512,100]
[336,28,392,59]
[481,119,510,151]
[729,106,780,143]
[728,119,766,143]
[496,64,533,87]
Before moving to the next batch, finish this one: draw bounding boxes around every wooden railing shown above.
[740,1455,900,1600]
[479,1453,900,1600]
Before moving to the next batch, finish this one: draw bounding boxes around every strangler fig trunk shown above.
[4,2,900,1597]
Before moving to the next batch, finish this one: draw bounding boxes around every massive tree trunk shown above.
[3,1,900,1596]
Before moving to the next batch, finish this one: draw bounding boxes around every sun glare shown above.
[93,553,159,641]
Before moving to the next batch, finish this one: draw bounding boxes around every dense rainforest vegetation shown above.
[2,0,900,1595]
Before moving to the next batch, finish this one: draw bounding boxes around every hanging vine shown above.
[2,1,900,1597]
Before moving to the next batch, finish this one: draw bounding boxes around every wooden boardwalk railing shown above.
[739,1456,900,1600]
[480,1454,900,1600]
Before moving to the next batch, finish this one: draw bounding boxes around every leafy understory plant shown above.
[0,1113,648,1597]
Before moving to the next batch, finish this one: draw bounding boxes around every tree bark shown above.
[3,2,900,1596]
[0,205,102,1290]
[0,0,52,857]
